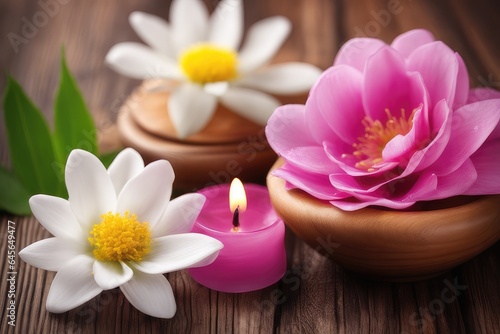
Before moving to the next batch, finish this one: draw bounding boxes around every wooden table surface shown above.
[1,0,499,333]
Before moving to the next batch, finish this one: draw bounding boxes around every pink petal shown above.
[273,163,349,201]
[390,29,435,58]
[323,140,399,177]
[266,104,316,155]
[411,100,453,172]
[306,65,365,145]
[382,105,428,164]
[431,99,500,175]
[453,54,469,109]
[407,41,462,107]
[282,146,342,175]
[334,38,386,71]
[363,46,425,122]
[427,159,477,200]
[465,139,500,195]
[330,172,438,211]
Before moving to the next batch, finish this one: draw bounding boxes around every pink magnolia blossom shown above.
[266,29,500,210]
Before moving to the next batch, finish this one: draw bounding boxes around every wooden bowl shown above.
[117,81,309,190]
[267,158,500,281]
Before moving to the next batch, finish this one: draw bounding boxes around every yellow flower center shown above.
[88,211,151,262]
[352,108,415,171]
[179,44,238,84]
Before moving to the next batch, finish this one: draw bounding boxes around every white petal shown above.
[237,16,291,73]
[220,87,280,125]
[204,81,229,96]
[19,238,87,272]
[235,62,321,94]
[46,255,102,313]
[66,150,116,233]
[120,271,176,318]
[168,84,217,138]
[93,261,133,290]
[107,148,145,196]
[152,193,206,237]
[105,42,182,80]
[29,195,84,241]
[208,0,244,50]
[129,11,177,60]
[132,234,223,274]
[116,160,174,224]
[170,0,209,55]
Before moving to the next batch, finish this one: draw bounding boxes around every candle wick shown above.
[232,206,240,229]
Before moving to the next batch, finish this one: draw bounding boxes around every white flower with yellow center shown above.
[19,148,223,318]
[105,0,322,138]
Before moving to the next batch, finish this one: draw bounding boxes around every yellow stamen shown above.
[352,108,416,170]
[179,44,238,84]
[88,211,151,262]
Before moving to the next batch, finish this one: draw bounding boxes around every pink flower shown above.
[266,29,500,210]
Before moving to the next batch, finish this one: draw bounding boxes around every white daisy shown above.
[19,148,223,318]
[105,0,321,138]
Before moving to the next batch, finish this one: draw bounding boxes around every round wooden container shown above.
[267,158,500,281]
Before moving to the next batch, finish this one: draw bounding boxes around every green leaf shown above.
[3,76,61,196]
[54,51,98,165]
[0,165,31,215]
[99,151,120,168]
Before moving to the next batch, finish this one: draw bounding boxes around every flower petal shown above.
[105,42,181,80]
[107,148,145,196]
[427,159,477,200]
[220,87,280,125]
[152,193,206,237]
[29,195,84,241]
[170,0,209,54]
[407,41,462,107]
[465,139,500,195]
[129,11,176,60]
[132,234,223,274]
[66,150,116,233]
[237,16,291,73]
[266,104,317,154]
[390,29,435,58]
[273,163,350,201]
[116,160,174,224]
[280,146,342,175]
[46,255,102,313]
[333,37,386,71]
[235,62,321,94]
[306,65,365,145]
[93,260,133,290]
[453,54,469,109]
[363,46,425,122]
[168,84,217,138]
[431,99,500,175]
[120,271,176,318]
[208,0,243,50]
[19,238,87,272]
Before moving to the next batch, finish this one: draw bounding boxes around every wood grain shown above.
[1,0,499,333]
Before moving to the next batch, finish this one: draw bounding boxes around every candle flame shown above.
[229,178,247,213]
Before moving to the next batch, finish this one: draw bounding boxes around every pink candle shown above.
[188,179,286,293]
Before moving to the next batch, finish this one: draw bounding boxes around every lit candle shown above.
[188,178,286,293]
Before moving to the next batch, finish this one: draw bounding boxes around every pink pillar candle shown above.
[188,182,286,293]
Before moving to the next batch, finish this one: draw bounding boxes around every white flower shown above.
[105,0,322,138]
[19,148,223,318]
